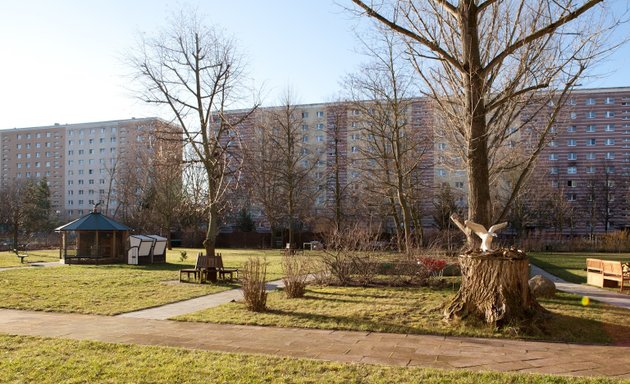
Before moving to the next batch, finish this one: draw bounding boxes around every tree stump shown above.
[444,248,543,326]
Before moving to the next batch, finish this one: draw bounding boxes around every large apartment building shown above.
[0,118,181,221]
[230,86,630,235]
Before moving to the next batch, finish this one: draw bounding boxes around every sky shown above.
[1,0,629,129]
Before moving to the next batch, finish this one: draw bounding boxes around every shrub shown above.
[240,257,267,312]
[318,225,381,286]
[282,253,310,298]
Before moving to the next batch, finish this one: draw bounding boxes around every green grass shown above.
[176,285,630,344]
[530,252,629,284]
[0,334,623,384]
[0,248,285,315]
[0,249,61,267]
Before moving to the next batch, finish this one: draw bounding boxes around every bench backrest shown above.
[195,254,208,269]
[586,258,603,271]
[602,260,622,275]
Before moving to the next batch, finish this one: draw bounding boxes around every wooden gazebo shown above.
[56,206,132,264]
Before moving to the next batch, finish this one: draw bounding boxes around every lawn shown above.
[176,285,630,345]
[529,252,630,284]
[0,334,622,384]
[0,248,285,315]
[0,249,61,267]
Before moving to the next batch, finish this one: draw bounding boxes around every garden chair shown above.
[216,254,239,281]
[179,253,208,283]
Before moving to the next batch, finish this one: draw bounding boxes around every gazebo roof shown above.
[55,211,132,232]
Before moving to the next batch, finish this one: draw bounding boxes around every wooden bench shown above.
[586,258,630,292]
[16,254,27,264]
[216,255,239,281]
[179,254,207,283]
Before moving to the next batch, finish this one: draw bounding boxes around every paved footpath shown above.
[118,279,285,320]
[1,308,630,378]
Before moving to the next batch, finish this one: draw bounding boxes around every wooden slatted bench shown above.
[586,258,630,292]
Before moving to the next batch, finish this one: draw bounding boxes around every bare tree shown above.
[253,91,316,248]
[344,33,432,252]
[350,0,622,228]
[350,0,623,326]
[128,8,258,256]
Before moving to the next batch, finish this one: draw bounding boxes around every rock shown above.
[528,275,556,298]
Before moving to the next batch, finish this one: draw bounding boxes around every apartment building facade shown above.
[230,86,630,235]
[0,117,181,221]
[532,87,630,234]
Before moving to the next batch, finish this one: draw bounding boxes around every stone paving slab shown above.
[2,309,630,378]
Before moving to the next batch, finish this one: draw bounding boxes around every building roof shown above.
[55,211,132,232]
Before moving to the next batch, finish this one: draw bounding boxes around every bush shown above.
[318,226,381,286]
[240,257,267,312]
[282,253,310,298]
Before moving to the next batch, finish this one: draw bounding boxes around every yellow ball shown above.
[581,296,590,306]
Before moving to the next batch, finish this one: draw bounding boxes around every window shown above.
[437,169,447,177]
[586,125,596,132]
[567,152,577,160]
[350,133,360,140]
[316,123,324,130]
[302,135,308,143]
[606,166,616,174]
[316,111,324,118]
[567,180,577,187]
[605,138,615,145]
[78,149,84,155]
[301,124,308,131]
[78,170,84,175]
[567,125,577,132]
[110,137,116,143]
[68,140,73,145]
[17,154,22,159]
[567,166,577,174]
[606,152,615,159]
[551,180,558,188]
[586,98,596,105]
[586,152,596,160]
[549,153,558,161]
[68,160,74,166]
[567,193,577,202]
[352,109,360,116]
[605,124,615,132]
[606,111,615,118]
[568,98,576,105]
[89,139,94,144]
[438,143,447,150]
[548,140,557,147]
[605,97,615,104]
[567,139,577,146]
[78,190,84,195]
[351,146,358,153]
[586,111,596,118]
[301,112,309,118]
[587,138,596,146]
[316,135,324,142]
[455,181,464,189]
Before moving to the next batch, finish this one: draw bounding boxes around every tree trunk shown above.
[444,249,543,326]
[203,204,218,257]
